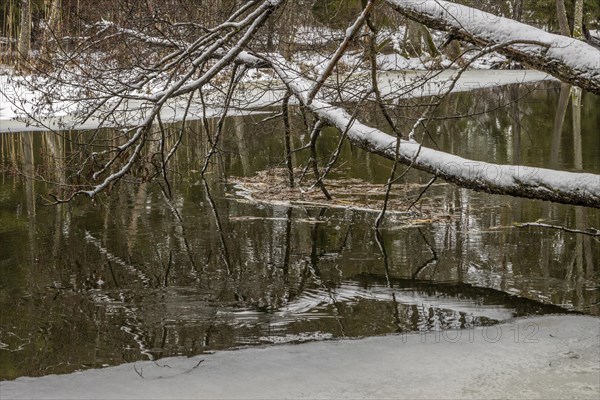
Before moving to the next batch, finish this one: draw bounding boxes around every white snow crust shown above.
[1,315,598,399]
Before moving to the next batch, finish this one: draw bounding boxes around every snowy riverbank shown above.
[2,315,598,399]
[0,69,553,133]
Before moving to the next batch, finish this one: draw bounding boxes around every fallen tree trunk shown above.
[384,0,600,95]
[263,56,600,208]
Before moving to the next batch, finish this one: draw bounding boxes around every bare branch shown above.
[514,222,600,237]
[306,0,377,104]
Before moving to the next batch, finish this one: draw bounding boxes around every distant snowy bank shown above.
[2,315,598,399]
[0,69,553,133]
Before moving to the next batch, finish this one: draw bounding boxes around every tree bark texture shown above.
[17,0,31,61]
[556,0,571,36]
[572,0,584,39]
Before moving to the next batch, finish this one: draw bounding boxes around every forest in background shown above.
[1,0,599,67]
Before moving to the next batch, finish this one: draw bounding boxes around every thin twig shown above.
[514,222,600,237]
[407,176,437,211]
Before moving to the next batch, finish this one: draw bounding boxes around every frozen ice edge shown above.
[2,315,598,399]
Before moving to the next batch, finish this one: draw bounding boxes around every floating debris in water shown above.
[230,168,454,224]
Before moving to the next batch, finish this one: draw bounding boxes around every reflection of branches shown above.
[306,208,347,336]
[92,290,156,361]
[550,83,572,167]
[162,92,196,197]
[411,228,439,279]
[281,91,295,188]
[202,179,232,275]
[159,190,202,279]
[356,272,579,316]
[121,319,154,361]
[310,89,373,194]
[162,250,174,287]
[282,207,293,283]
[308,209,327,276]
[306,120,331,200]
[374,228,391,287]
[84,231,151,287]
[336,212,355,255]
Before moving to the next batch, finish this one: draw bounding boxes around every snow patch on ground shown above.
[0,70,269,132]
[1,315,598,399]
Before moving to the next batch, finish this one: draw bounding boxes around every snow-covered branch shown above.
[91,20,189,49]
[385,0,600,95]
[265,56,600,208]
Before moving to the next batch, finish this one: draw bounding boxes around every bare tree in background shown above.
[556,0,571,36]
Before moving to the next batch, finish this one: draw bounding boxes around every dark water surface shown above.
[0,81,598,380]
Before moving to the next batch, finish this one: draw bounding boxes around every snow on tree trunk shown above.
[556,0,571,36]
[46,0,61,35]
[265,56,600,208]
[570,0,584,171]
[421,24,440,58]
[385,0,600,95]
[406,20,422,56]
[512,0,523,21]
[572,0,584,39]
[42,0,61,56]
[17,0,31,63]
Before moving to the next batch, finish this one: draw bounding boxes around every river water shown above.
[0,78,598,380]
